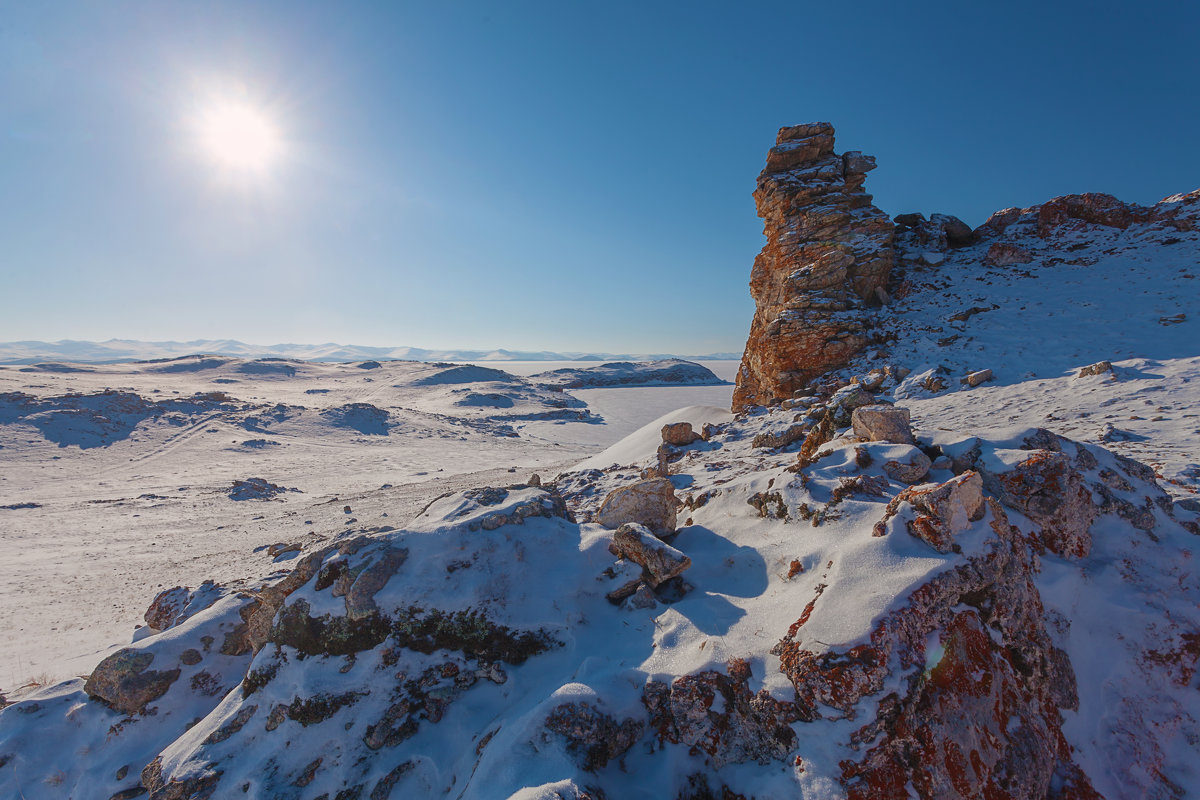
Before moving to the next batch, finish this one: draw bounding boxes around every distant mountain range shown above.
[0,339,742,365]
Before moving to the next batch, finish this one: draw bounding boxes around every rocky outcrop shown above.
[733,123,895,410]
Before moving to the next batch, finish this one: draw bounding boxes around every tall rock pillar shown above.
[732,123,895,411]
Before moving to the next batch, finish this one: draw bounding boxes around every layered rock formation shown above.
[733,123,895,411]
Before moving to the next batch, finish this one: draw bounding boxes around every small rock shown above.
[851,405,915,444]
[962,369,993,387]
[609,523,691,588]
[622,584,658,611]
[883,450,933,484]
[1077,360,1113,378]
[528,473,542,487]
[267,542,302,558]
[144,586,190,632]
[661,422,702,447]
[983,242,1034,266]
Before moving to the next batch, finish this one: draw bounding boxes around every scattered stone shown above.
[528,473,541,487]
[883,450,932,484]
[596,478,677,535]
[983,242,1034,266]
[609,523,691,588]
[851,405,915,445]
[229,478,296,501]
[875,471,985,553]
[962,368,993,387]
[661,422,702,446]
[545,702,644,771]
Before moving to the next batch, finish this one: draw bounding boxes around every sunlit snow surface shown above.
[0,204,1198,797]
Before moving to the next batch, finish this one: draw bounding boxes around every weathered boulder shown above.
[851,405,915,444]
[1078,360,1112,378]
[1036,192,1148,236]
[874,471,985,553]
[962,368,993,387]
[883,450,932,484]
[84,649,181,715]
[609,523,690,588]
[733,123,895,410]
[644,659,799,769]
[751,422,807,450]
[144,586,190,631]
[933,213,975,246]
[596,478,677,535]
[545,702,644,771]
[980,450,1098,559]
[983,242,1034,266]
[661,422,702,446]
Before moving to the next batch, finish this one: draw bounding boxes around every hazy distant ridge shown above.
[0,339,742,365]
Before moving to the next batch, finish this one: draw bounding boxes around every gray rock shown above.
[883,450,933,484]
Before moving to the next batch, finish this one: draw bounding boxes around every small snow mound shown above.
[410,364,515,385]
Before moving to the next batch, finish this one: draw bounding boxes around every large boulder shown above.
[83,649,181,716]
[851,405,915,444]
[596,478,677,535]
[874,471,985,553]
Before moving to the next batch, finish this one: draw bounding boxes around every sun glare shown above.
[196,101,283,172]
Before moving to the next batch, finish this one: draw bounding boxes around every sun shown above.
[195,100,283,172]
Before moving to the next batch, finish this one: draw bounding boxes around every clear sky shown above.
[2,1,1197,354]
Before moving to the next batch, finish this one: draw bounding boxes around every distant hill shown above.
[0,339,742,365]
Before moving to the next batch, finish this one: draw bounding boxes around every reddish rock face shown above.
[733,123,895,411]
[779,499,1097,799]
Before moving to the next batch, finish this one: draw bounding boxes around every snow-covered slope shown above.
[2,401,1195,798]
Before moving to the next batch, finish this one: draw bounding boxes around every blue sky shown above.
[1,1,1197,353]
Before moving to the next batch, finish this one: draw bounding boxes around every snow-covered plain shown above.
[0,358,737,689]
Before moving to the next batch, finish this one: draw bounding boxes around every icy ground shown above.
[0,358,738,689]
